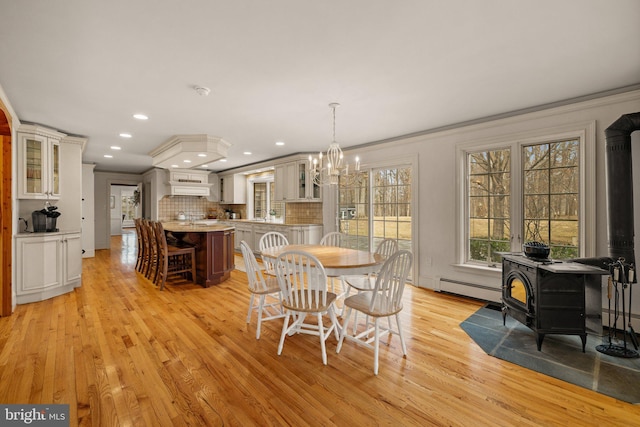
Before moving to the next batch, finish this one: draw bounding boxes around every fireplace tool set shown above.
[596,258,639,358]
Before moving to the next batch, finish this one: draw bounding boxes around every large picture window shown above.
[464,132,588,267]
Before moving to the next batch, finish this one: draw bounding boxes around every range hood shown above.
[149,134,231,169]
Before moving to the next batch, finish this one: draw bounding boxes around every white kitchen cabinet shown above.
[234,223,254,250]
[15,231,82,304]
[17,125,65,200]
[274,162,297,201]
[220,174,246,204]
[274,160,321,202]
[287,225,323,244]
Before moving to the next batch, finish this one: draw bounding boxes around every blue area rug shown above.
[460,305,640,404]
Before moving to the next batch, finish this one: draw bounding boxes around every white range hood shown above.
[149,134,231,169]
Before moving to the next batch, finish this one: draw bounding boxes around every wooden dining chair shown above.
[154,221,197,290]
[240,241,284,339]
[134,218,144,272]
[258,231,289,276]
[275,250,340,365]
[336,250,413,375]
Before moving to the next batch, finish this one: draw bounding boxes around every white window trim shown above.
[455,121,596,271]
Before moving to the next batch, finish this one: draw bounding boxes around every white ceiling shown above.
[1,0,639,174]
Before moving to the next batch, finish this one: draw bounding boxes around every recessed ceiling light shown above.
[104,154,113,158]
[110,146,121,150]
[200,164,209,168]
[133,113,148,120]
[183,159,191,163]
[219,159,227,162]
[243,151,252,155]
[119,133,132,138]
[275,141,285,146]
[171,164,179,168]
[197,153,207,157]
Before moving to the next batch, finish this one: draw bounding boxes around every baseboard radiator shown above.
[436,277,501,302]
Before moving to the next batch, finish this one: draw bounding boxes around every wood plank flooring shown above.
[1,233,639,426]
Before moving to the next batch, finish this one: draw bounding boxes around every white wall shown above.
[343,90,640,320]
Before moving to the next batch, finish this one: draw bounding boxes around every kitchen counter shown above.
[161,222,234,287]
[162,221,234,233]
[16,229,82,236]
[222,219,323,226]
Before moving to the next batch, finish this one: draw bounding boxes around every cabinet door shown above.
[17,235,63,295]
[274,164,286,201]
[63,233,82,285]
[49,138,61,198]
[297,161,321,200]
[19,133,47,198]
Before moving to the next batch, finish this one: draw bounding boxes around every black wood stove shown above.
[501,253,608,352]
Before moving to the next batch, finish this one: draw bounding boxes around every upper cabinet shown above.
[219,174,246,204]
[18,125,66,200]
[274,160,321,202]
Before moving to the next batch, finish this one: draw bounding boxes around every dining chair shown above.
[336,250,413,375]
[140,219,156,280]
[343,239,399,292]
[319,231,345,247]
[258,231,289,276]
[275,250,340,365]
[342,238,399,325]
[240,240,285,339]
[319,231,347,296]
[134,218,144,272]
[154,221,197,290]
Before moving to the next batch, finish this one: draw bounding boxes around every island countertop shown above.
[162,221,235,233]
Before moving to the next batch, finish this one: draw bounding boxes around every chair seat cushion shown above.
[344,293,403,317]
[283,291,337,312]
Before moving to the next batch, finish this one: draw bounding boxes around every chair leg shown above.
[256,295,266,340]
[374,318,380,375]
[317,313,327,365]
[336,307,352,353]
[395,314,407,356]
[246,294,255,323]
[191,253,197,282]
[277,311,292,355]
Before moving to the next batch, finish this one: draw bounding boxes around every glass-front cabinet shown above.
[297,161,320,201]
[18,125,64,200]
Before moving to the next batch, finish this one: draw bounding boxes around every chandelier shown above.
[308,103,360,186]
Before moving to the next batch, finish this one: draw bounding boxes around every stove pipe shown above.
[606,112,640,267]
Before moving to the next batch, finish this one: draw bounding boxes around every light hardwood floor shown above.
[1,233,638,426]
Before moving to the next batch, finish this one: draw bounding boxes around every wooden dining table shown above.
[259,244,385,277]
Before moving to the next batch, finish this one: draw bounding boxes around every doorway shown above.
[110,184,141,236]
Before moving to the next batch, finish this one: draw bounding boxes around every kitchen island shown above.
[162,222,235,287]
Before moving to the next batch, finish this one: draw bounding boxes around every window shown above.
[468,149,511,263]
[339,165,412,253]
[463,130,589,267]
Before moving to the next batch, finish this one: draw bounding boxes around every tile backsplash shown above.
[158,196,220,221]
[158,196,322,224]
[285,202,322,224]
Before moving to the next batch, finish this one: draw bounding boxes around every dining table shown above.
[259,244,385,277]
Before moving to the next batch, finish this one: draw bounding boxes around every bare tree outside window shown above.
[468,149,511,263]
[467,139,580,264]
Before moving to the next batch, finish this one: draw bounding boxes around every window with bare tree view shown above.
[339,166,412,254]
[467,139,580,265]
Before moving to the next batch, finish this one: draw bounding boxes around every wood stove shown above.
[501,253,608,352]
